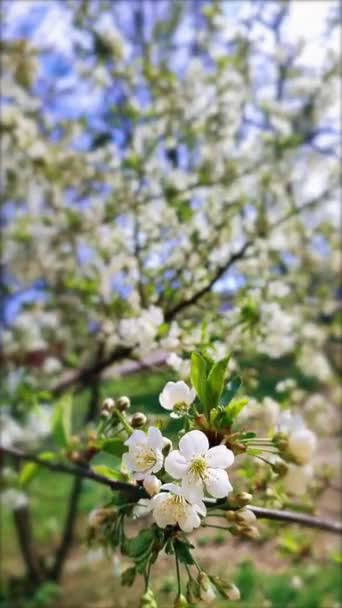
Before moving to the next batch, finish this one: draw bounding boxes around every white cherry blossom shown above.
[150,483,206,532]
[165,430,234,500]
[159,381,196,418]
[122,427,167,480]
[143,474,162,497]
[278,411,317,464]
[283,464,313,496]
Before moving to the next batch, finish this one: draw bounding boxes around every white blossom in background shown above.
[165,430,234,500]
[276,379,297,393]
[278,411,317,464]
[159,381,196,418]
[283,463,313,496]
[150,483,206,532]
[0,413,25,448]
[119,306,164,358]
[166,353,191,379]
[0,488,28,510]
[122,427,167,480]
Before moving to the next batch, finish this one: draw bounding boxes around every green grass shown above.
[233,560,341,608]
[156,561,342,608]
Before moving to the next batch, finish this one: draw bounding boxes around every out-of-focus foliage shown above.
[1,0,340,410]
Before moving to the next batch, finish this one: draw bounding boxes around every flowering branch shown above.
[2,446,341,534]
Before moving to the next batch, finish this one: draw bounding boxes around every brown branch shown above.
[52,345,132,396]
[164,240,252,322]
[1,446,142,500]
[250,506,342,534]
[13,506,45,586]
[2,446,340,534]
[50,379,101,581]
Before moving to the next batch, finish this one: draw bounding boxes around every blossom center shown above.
[133,446,157,471]
[168,495,187,518]
[173,401,189,415]
[189,456,207,479]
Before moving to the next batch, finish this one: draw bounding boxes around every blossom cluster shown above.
[125,425,234,533]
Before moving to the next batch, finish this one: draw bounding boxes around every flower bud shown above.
[131,412,147,428]
[272,432,288,450]
[198,572,216,603]
[186,579,200,603]
[235,508,257,526]
[226,583,240,601]
[272,459,288,477]
[117,396,131,411]
[143,475,162,497]
[101,398,115,416]
[174,594,189,608]
[224,510,236,522]
[242,525,260,540]
[229,491,253,507]
[140,588,157,608]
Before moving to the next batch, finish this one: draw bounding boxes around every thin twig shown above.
[2,446,341,534]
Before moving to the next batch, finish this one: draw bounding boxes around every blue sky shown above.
[2,1,339,322]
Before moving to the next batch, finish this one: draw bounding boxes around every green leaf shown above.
[99,438,126,458]
[220,397,249,427]
[206,356,230,409]
[121,566,136,587]
[123,528,155,559]
[19,462,39,486]
[191,352,208,411]
[52,394,72,448]
[92,465,126,481]
[219,376,241,407]
[173,539,195,565]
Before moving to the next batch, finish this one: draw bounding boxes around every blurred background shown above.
[0,1,341,607]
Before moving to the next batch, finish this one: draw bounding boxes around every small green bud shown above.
[186,579,201,603]
[140,588,157,608]
[101,397,115,416]
[241,525,260,540]
[272,460,288,477]
[131,412,147,428]
[117,396,131,411]
[235,508,257,526]
[224,510,237,522]
[198,572,216,603]
[226,583,240,601]
[174,594,189,608]
[229,491,253,507]
[272,432,288,450]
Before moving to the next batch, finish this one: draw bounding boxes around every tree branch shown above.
[2,446,340,534]
[250,506,342,534]
[164,240,252,322]
[53,345,132,396]
[50,379,101,581]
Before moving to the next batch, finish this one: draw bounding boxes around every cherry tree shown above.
[0,0,340,602]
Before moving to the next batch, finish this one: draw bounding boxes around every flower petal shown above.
[164,450,188,479]
[205,468,233,498]
[206,445,234,469]
[151,450,164,474]
[179,506,201,532]
[159,384,173,410]
[147,426,164,450]
[193,498,207,517]
[179,430,209,459]
[160,482,182,495]
[124,429,146,447]
[181,475,204,503]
